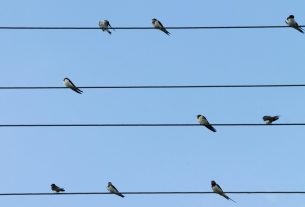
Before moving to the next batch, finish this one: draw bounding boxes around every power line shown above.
[0,123,303,127]
[0,25,303,30]
[1,84,305,90]
[0,191,304,196]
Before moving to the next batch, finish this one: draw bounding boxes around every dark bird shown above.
[63,77,83,94]
[285,15,304,33]
[263,115,279,124]
[99,19,114,34]
[152,18,170,35]
[51,184,65,193]
[197,115,216,132]
[211,180,235,202]
[107,182,125,198]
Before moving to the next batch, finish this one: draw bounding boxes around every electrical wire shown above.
[0,25,303,30]
[1,84,305,90]
[0,123,303,127]
[0,191,304,196]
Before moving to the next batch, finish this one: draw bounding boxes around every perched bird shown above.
[197,115,216,132]
[211,180,235,202]
[51,184,65,193]
[152,18,170,35]
[63,77,83,94]
[263,115,279,124]
[107,182,125,198]
[285,15,304,33]
[99,20,114,34]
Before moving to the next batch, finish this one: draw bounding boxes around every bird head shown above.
[288,15,295,19]
[211,180,216,186]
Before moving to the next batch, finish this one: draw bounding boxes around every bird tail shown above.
[117,193,125,198]
[60,188,65,192]
[273,115,280,121]
[76,88,83,94]
[160,28,170,35]
[206,125,217,132]
[223,194,236,203]
[229,197,236,203]
[71,87,82,94]
[296,27,304,33]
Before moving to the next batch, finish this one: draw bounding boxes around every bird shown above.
[63,77,83,94]
[51,184,65,193]
[285,15,304,33]
[107,182,125,198]
[263,115,279,124]
[152,18,170,35]
[99,19,114,34]
[211,180,236,202]
[197,115,216,132]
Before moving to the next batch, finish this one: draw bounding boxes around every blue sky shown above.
[0,0,305,206]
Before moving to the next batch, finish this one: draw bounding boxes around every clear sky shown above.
[0,0,305,206]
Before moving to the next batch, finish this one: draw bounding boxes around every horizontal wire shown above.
[0,191,304,196]
[1,84,305,90]
[0,123,303,127]
[0,25,303,30]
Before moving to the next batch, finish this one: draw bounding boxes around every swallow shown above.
[63,77,83,94]
[51,184,65,193]
[152,18,170,35]
[263,115,279,124]
[197,115,216,132]
[285,15,304,33]
[99,20,114,35]
[211,180,235,202]
[107,182,125,198]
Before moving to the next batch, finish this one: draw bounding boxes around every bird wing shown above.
[157,21,165,28]
[68,80,78,89]
[263,116,271,121]
[52,185,61,192]
[202,119,216,132]
[216,184,224,192]
[66,80,82,93]
[295,23,304,33]
[111,185,120,193]
[205,124,216,132]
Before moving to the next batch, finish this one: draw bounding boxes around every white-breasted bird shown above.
[99,20,114,34]
[197,115,216,132]
[211,180,235,202]
[107,182,125,198]
[63,77,83,94]
[285,15,304,33]
[152,18,170,35]
[263,115,279,124]
[51,184,65,193]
